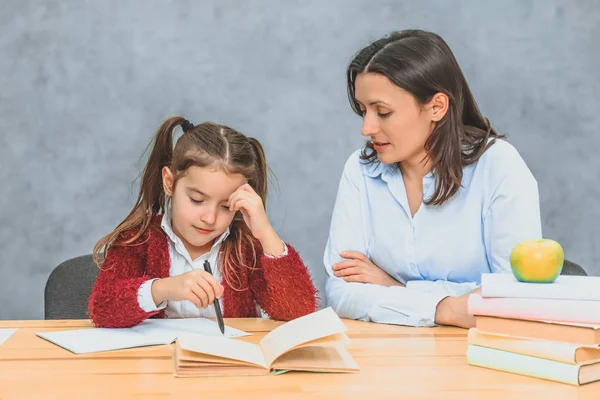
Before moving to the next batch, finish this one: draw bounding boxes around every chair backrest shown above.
[561,259,587,276]
[44,255,99,319]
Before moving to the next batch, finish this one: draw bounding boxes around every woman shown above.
[323,29,541,328]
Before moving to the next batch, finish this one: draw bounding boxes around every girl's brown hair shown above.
[93,116,268,290]
[347,29,505,205]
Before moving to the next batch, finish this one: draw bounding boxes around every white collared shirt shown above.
[324,140,542,327]
[137,205,287,317]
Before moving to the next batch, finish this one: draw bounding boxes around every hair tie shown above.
[181,119,194,132]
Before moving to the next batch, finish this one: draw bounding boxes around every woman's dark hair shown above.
[347,29,504,205]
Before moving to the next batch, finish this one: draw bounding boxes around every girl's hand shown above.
[229,184,284,256]
[228,184,271,240]
[152,270,223,309]
[332,251,405,287]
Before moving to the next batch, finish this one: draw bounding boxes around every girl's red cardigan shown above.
[88,217,319,328]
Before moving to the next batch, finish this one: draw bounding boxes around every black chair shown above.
[561,259,587,276]
[44,255,99,319]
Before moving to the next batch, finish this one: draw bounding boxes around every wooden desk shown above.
[0,319,598,399]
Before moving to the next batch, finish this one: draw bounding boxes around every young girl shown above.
[89,117,318,328]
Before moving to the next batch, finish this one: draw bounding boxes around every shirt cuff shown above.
[369,286,448,327]
[264,242,288,258]
[137,278,168,312]
[406,280,479,297]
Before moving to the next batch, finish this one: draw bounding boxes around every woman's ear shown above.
[428,92,449,122]
[162,166,174,196]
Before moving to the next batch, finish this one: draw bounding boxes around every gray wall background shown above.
[1,0,598,320]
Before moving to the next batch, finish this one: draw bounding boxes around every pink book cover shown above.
[468,293,600,324]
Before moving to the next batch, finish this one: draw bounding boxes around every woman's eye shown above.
[378,112,392,118]
[190,198,203,204]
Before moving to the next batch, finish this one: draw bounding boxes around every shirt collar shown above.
[160,203,230,252]
[363,159,395,178]
[363,159,435,182]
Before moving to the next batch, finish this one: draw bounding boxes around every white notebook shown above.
[37,318,250,354]
[0,328,17,347]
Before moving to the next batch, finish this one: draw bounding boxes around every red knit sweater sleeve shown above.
[248,242,319,321]
[88,231,162,328]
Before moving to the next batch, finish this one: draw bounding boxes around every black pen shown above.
[203,260,225,335]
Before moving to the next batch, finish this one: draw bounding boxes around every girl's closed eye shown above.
[189,197,203,204]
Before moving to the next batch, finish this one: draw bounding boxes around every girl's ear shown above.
[162,166,174,196]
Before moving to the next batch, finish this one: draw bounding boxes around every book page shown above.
[270,343,359,372]
[36,328,170,354]
[177,333,268,369]
[177,348,259,366]
[294,333,350,348]
[0,329,17,347]
[131,318,250,340]
[259,307,347,366]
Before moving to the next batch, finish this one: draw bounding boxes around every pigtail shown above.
[92,116,187,266]
[247,138,268,206]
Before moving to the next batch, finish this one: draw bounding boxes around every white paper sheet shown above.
[36,318,250,354]
[0,328,17,347]
[132,318,249,340]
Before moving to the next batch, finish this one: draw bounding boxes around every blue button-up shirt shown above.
[323,140,541,327]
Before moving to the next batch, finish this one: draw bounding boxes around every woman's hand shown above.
[332,251,405,287]
[434,288,479,328]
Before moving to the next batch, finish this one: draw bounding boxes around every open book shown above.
[173,307,359,377]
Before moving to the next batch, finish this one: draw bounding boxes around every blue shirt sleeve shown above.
[483,144,543,273]
[323,154,448,327]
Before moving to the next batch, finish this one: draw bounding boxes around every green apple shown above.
[510,239,564,283]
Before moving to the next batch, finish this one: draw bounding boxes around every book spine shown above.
[467,345,580,385]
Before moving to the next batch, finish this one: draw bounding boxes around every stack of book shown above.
[466,273,600,386]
